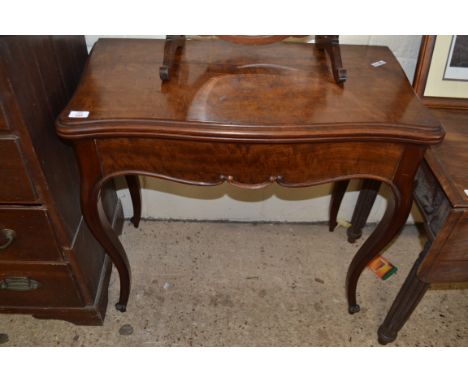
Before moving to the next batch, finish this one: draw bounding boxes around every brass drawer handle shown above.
[0,229,16,250]
[0,277,41,291]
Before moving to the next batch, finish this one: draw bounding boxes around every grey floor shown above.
[1,220,467,346]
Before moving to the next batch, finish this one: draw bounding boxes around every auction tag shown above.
[68,110,89,118]
[371,60,387,67]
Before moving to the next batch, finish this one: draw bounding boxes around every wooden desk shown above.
[56,38,443,335]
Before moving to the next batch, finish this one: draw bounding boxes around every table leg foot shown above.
[130,217,139,228]
[346,233,359,244]
[348,304,360,314]
[115,303,127,313]
[377,327,396,345]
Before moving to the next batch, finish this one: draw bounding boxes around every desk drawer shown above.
[0,208,62,261]
[0,138,37,203]
[0,263,83,307]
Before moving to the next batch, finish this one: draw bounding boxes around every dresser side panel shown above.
[2,36,88,240]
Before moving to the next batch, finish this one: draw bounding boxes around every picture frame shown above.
[413,35,468,109]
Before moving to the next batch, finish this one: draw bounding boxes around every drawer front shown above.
[0,263,83,307]
[414,161,451,239]
[0,138,37,203]
[98,139,403,186]
[0,208,62,261]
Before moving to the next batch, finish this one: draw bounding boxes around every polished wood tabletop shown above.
[57,38,441,143]
[56,38,444,339]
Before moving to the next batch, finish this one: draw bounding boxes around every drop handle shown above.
[0,229,16,250]
[0,277,41,291]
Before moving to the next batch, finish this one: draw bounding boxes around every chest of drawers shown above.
[0,36,123,324]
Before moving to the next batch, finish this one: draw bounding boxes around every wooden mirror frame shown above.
[159,35,347,84]
[216,35,291,45]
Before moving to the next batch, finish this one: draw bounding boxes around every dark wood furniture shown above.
[0,36,123,325]
[330,36,468,344]
[378,108,468,344]
[334,109,468,344]
[56,38,443,337]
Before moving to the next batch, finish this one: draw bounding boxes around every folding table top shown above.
[57,38,443,145]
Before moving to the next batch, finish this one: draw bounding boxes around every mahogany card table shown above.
[56,38,443,337]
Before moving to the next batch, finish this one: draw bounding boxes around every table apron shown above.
[93,138,405,188]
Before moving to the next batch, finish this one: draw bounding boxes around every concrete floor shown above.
[1,220,467,346]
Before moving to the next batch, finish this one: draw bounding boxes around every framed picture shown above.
[413,35,468,109]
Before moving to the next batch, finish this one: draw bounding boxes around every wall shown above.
[85,35,423,223]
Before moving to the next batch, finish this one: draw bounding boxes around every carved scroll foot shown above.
[347,179,381,243]
[115,303,127,313]
[348,304,360,314]
[329,180,350,232]
[125,175,142,228]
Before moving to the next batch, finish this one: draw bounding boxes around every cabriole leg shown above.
[75,141,132,312]
[345,147,424,315]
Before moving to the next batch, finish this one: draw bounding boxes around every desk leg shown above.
[346,147,423,314]
[329,180,350,232]
[75,141,132,312]
[125,175,142,228]
[377,242,430,344]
